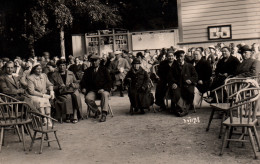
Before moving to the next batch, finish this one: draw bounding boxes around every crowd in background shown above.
[0,41,259,123]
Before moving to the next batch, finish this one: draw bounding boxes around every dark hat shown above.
[132,58,141,64]
[174,50,185,58]
[56,59,67,66]
[90,55,101,60]
[241,45,252,52]
[108,52,115,59]
[136,52,144,58]
[46,61,57,68]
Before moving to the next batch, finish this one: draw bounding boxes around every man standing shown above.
[168,50,198,116]
[81,55,112,122]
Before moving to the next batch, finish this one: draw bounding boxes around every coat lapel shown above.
[5,75,17,88]
[55,72,65,85]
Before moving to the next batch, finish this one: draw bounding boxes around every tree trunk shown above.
[60,29,65,58]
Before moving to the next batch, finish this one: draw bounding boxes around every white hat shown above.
[114,51,123,55]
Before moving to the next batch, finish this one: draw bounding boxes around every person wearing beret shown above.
[235,47,260,77]
[155,51,175,111]
[124,58,152,114]
[80,55,112,122]
[49,59,83,123]
[168,50,198,117]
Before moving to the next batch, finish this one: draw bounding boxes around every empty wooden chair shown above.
[29,111,62,154]
[0,93,32,152]
[206,81,250,138]
[220,87,260,159]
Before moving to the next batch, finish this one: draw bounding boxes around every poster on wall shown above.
[208,25,232,40]
[132,30,175,50]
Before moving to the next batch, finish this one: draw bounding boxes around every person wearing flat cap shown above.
[168,50,198,117]
[80,55,112,122]
[124,58,153,114]
[110,51,130,97]
[235,47,260,77]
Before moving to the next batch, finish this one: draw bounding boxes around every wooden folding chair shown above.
[29,111,62,154]
[220,88,260,159]
[206,81,250,138]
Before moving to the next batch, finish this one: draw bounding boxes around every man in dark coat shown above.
[81,55,112,122]
[124,58,151,114]
[194,50,212,94]
[168,50,198,116]
[155,51,175,111]
[236,47,260,77]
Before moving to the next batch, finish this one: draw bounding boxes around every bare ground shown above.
[1,93,260,164]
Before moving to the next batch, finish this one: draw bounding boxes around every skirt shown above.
[29,95,51,109]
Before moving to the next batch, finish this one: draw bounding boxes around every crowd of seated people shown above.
[0,42,260,126]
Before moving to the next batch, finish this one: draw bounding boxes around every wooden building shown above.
[177,0,260,48]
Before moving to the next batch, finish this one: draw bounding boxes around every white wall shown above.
[178,0,260,44]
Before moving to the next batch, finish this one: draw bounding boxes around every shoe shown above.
[134,108,139,112]
[94,110,101,119]
[72,119,78,124]
[140,109,145,114]
[100,114,107,122]
[177,111,188,117]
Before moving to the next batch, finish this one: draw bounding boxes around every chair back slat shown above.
[0,93,32,126]
[229,88,260,125]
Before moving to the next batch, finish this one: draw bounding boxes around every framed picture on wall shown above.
[208,25,232,40]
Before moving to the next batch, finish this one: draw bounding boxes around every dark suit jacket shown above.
[215,55,240,76]
[195,58,212,93]
[168,62,198,103]
[80,66,112,94]
[236,58,260,77]
[157,60,173,83]
[0,74,23,96]
[195,58,212,82]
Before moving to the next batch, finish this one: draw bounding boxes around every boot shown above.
[100,112,107,122]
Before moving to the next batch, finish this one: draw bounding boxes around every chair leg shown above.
[0,127,4,153]
[21,125,26,151]
[219,113,226,139]
[25,124,33,140]
[15,125,22,142]
[129,105,134,115]
[248,127,258,159]
[108,104,113,117]
[253,126,260,151]
[206,108,215,131]
[199,93,203,109]
[39,133,44,154]
[241,127,246,147]
[46,133,50,147]
[220,126,229,156]
[29,131,37,151]
[152,105,156,113]
[54,131,62,150]
[226,127,233,148]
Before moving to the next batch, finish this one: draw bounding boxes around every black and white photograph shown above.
[0,0,260,164]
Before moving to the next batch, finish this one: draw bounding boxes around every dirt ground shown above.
[1,92,260,164]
